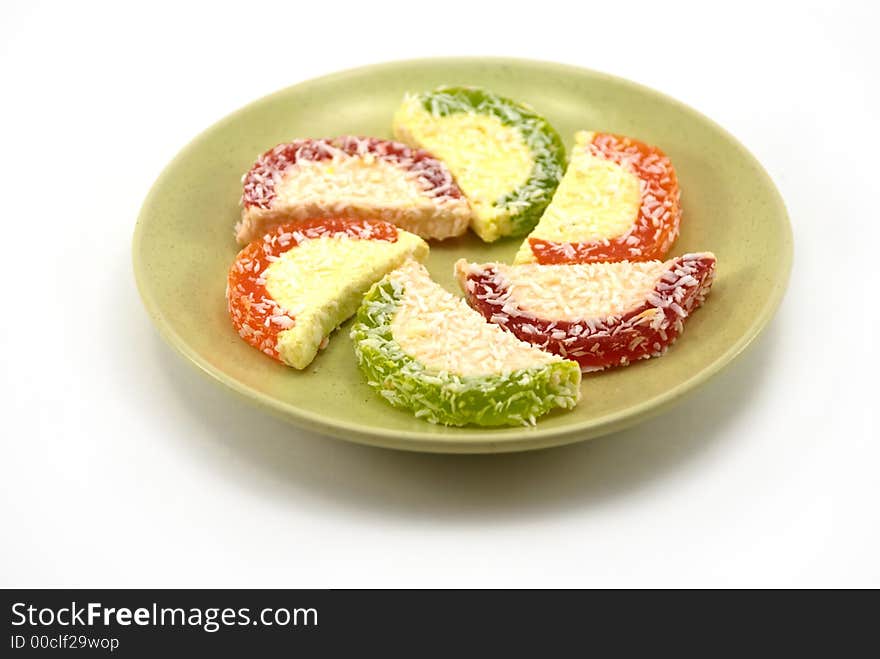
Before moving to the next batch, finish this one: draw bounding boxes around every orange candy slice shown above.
[517,131,681,264]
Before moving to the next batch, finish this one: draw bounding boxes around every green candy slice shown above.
[350,261,581,427]
[393,86,566,243]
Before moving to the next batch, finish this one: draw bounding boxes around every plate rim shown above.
[132,56,793,454]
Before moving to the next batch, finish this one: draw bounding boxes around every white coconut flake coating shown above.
[461,260,671,322]
[389,261,560,377]
[275,157,438,209]
[237,136,471,244]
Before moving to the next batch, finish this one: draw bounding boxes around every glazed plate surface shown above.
[132,58,792,453]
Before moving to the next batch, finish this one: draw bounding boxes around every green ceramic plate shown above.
[133,58,792,453]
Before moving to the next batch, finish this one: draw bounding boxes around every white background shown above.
[1,0,877,588]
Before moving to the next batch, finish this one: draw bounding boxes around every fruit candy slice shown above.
[238,136,470,244]
[456,253,715,371]
[393,86,565,243]
[350,261,581,426]
[515,131,681,264]
[227,219,428,369]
